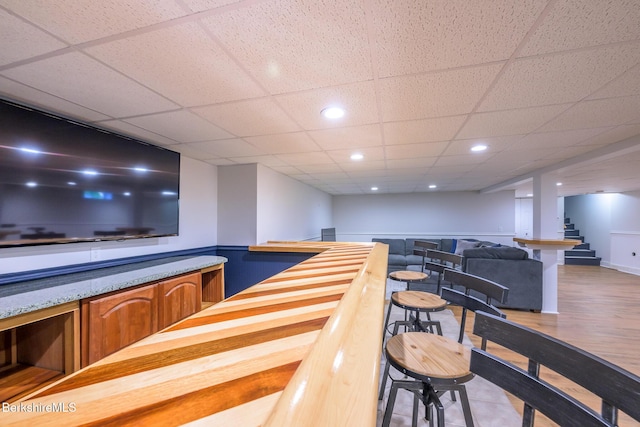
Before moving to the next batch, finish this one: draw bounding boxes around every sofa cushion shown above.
[388,254,408,267]
[463,246,529,260]
[372,238,405,255]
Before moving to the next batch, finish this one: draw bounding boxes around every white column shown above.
[532,173,560,313]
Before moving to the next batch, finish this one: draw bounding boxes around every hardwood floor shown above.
[454,264,640,427]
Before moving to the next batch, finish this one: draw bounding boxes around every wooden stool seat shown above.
[391,291,447,312]
[389,270,428,282]
[386,332,472,382]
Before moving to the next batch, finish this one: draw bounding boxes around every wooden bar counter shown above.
[1,242,388,426]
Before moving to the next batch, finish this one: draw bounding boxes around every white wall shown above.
[333,190,516,246]
[256,164,332,243]
[565,193,614,266]
[0,156,218,274]
[610,191,640,274]
[217,164,258,246]
[217,164,332,246]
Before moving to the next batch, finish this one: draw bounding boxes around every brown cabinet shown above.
[83,284,158,366]
[81,272,203,366]
[158,273,202,330]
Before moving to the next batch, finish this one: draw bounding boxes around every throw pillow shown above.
[454,239,480,255]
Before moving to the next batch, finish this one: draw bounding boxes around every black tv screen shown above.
[0,99,180,248]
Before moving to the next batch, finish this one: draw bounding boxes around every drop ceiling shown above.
[1,0,640,197]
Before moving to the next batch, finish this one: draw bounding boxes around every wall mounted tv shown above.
[0,98,180,248]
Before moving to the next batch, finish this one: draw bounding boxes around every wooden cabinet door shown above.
[86,284,158,365]
[158,273,202,330]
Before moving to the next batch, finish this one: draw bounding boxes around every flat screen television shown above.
[0,98,180,248]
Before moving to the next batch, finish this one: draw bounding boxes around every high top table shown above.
[2,241,388,427]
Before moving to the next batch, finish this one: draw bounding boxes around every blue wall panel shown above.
[216,246,314,297]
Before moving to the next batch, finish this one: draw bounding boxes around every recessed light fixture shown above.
[350,153,364,161]
[20,147,41,154]
[556,182,563,186]
[321,106,345,119]
[26,181,37,188]
[371,186,378,191]
[428,184,437,189]
[471,144,487,152]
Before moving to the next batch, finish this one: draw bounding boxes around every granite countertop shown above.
[0,255,227,320]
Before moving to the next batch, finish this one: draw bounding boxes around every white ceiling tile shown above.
[514,128,611,150]
[578,124,640,147]
[588,63,640,100]
[186,138,265,157]
[86,22,265,107]
[95,119,180,146]
[229,155,287,167]
[340,159,387,172]
[326,146,385,163]
[181,0,245,13]
[371,0,547,77]
[519,0,640,56]
[479,44,640,111]
[0,76,110,121]
[442,136,521,156]
[293,163,343,174]
[538,96,640,132]
[383,116,467,145]
[275,151,335,165]
[275,81,379,130]
[385,142,448,159]
[0,9,67,66]
[385,158,434,169]
[434,153,491,167]
[0,0,188,44]
[457,104,570,139]
[244,132,321,154]
[1,52,179,117]
[379,64,503,121]
[202,0,372,94]
[125,110,233,142]
[308,124,382,150]
[192,98,300,137]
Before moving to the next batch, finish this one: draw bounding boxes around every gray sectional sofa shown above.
[373,238,543,311]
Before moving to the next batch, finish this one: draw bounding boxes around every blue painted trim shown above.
[0,246,218,286]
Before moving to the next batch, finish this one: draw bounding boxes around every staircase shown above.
[564,218,601,266]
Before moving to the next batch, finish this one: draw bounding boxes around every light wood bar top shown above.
[513,237,582,250]
[3,242,388,426]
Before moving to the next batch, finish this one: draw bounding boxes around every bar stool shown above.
[382,290,446,340]
[382,270,431,340]
[379,271,509,427]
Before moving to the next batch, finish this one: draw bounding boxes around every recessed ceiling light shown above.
[556,182,563,186]
[26,181,37,187]
[471,144,487,152]
[350,153,364,161]
[371,186,378,191]
[428,184,437,189]
[321,106,345,119]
